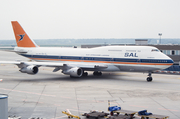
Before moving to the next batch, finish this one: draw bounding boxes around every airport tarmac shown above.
[0,51,180,119]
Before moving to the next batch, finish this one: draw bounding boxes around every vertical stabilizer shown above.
[11,21,37,47]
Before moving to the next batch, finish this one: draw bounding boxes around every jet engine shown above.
[19,65,39,74]
[62,67,83,77]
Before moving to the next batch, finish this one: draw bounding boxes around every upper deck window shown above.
[151,49,159,52]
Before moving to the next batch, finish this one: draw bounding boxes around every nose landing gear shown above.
[147,72,153,82]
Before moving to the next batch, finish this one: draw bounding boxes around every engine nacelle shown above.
[19,65,39,75]
[62,67,83,77]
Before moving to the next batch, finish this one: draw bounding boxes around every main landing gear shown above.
[93,71,102,76]
[147,72,153,82]
[82,71,102,77]
[83,72,88,76]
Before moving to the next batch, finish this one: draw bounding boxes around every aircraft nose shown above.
[169,58,174,64]
[171,59,174,64]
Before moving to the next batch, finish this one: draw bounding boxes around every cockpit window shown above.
[151,49,159,52]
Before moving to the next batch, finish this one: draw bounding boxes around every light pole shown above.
[158,33,162,44]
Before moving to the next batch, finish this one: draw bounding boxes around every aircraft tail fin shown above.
[11,21,38,47]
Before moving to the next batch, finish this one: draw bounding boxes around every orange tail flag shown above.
[11,21,37,47]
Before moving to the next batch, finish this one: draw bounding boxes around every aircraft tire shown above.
[99,72,102,76]
[147,77,152,82]
[83,72,88,76]
[93,71,98,76]
[93,71,102,76]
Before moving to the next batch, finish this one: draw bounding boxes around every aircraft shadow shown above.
[7,72,147,83]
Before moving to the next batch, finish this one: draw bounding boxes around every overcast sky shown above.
[0,0,180,40]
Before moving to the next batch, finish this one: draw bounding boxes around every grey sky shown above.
[0,0,180,40]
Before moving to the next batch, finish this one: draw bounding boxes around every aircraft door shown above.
[111,58,114,63]
[31,55,33,59]
[81,57,84,62]
[137,59,141,64]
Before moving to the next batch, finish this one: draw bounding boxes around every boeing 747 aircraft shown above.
[0,21,174,81]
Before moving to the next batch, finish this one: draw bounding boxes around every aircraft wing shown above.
[0,61,108,70]
[0,47,14,51]
[0,61,64,68]
[0,60,108,77]
[0,61,21,64]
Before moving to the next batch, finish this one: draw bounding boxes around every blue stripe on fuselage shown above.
[20,54,174,64]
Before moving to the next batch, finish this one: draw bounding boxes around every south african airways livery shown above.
[0,21,174,81]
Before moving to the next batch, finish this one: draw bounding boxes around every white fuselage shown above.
[14,45,173,72]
